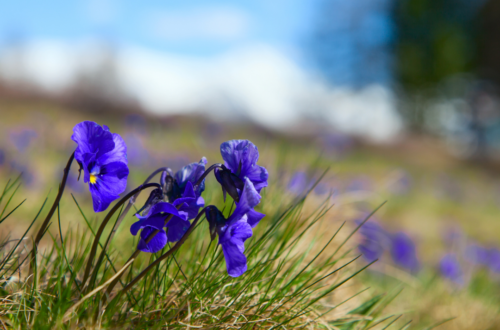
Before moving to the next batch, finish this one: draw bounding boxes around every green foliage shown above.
[0,175,392,329]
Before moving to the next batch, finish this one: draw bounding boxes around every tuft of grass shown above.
[0,173,394,329]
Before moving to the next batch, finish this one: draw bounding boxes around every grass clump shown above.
[0,172,395,329]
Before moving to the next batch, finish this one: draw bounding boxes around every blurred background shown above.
[2,0,500,328]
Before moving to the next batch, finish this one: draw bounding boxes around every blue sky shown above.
[0,0,314,58]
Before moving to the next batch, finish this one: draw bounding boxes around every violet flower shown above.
[205,178,265,277]
[390,232,420,272]
[487,248,500,273]
[465,244,490,266]
[72,121,129,212]
[168,158,207,220]
[440,253,465,285]
[10,128,37,152]
[130,202,189,253]
[357,221,389,263]
[216,140,268,202]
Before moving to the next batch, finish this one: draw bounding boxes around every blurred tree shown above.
[392,0,486,129]
[475,0,500,85]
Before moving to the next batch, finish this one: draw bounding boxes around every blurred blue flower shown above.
[390,232,420,272]
[9,161,35,187]
[125,114,147,134]
[9,128,37,152]
[124,133,150,167]
[0,149,6,166]
[287,171,308,194]
[205,178,264,277]
[346,176,372,192]
[487,248,500,274]
[357,220,389,263]
[440,253,465,285]
[465,244,490,266]
[72,121,129,212]
[388,170,413,195]
[319,132,353,158]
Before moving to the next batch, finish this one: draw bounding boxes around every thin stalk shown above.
[105,208,206,313]
[81,183,161,290]
[29,151,75,281]
[194,163,223,187]
[107,167,172,245]
[103,207,179,297]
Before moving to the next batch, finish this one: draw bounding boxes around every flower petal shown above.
[175,157,207,192]
[72,121,114,162]
[138,226,167,253]
[227,178,261,225]
[243,165,268,192]
[147,202,182,218]
[220,140,259,174]
[166,216,191,242]
[98,133,128,165]
[220,220,253,277]
[89,161,129,212]
[246,209,265,228]
[221,240,248,277]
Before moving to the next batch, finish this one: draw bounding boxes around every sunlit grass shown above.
[0,170,400,329]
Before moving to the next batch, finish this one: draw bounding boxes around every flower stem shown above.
[106,167,172,250]
[81,182,161,291]
[102,205,180,297]
[29,151,75,283]
[104,208,206,314]
[194,163,223,187]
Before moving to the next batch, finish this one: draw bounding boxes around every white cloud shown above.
[145,6,251,42]
[0,40,402,142]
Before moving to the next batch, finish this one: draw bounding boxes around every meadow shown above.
[0,99,500,329]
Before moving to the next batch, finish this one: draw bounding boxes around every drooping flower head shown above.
[390,232,420,273]
[72,121,129,212]
[205,178,265,277]
[215,140,268,202]
[166,158,207,220]
[130,202,190,253]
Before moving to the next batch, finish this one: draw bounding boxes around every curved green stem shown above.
[102,204,180,297]
[106,167,172,249]
[194,163,223,187]
[81,182,161,291]
[29,151,75,282]
[104,208,206,314]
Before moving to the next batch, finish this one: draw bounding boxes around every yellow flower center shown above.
[90,174,97,184]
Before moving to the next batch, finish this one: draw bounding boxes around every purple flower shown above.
[216,140,268,202]
[465,244,490,266]
[287,171,309,194]
[0,149,6,166]
[440,253,465,285]
[487,248,500,273]
[205,178,265,277]
[130,202,189,253]
[168,158,207,220]
[357,221,389,263]
[72,121,129,213]
[10,128,37,152]
[124,134,150,167]
[390,232,420,272]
